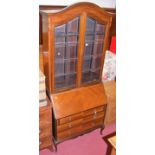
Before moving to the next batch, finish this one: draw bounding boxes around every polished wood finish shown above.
[39,96,54,151]
[51,83,107,143]
[104,80,116,126]
[39,45,44,73]
[40,2,112,144]
[52,84,107,119]
[76,12,87,87]
[40,2,113,93]
[39,5,116,46]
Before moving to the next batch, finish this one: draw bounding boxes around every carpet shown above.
[40,122,116,155]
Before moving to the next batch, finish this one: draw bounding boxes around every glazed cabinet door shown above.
[54,17,80,90]
[41,3,112,93]
[82,17,106,84]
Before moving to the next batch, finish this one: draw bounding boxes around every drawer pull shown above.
[39,129,41,133]
[94,109,97,114]
[39,141,42,145]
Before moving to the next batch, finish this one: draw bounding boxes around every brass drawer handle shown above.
[94,109,97,114]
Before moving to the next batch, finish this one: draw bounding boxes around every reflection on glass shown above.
[82,17,106,84]
[54,17,79,90]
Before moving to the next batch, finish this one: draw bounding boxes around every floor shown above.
[40,122,116,155]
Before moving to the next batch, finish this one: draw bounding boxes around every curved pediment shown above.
[41,2,112,26]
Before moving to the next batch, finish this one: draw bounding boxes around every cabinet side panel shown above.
[41,14,50,91]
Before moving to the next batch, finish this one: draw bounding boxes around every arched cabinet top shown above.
[40,2,113,26]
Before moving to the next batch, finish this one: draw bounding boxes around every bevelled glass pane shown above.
[54,17,79,90]
[86,17,95,33]
[66,43,78,59]
[82,17,106,84]
[55,24,66,35]
[96,23,105,34]
[67,17,79,33]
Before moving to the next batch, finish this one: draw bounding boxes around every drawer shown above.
[39,136,52,150]
[57,118,82,132]
[83,117,103,131]
[84,106,105,117]
[39,110,51,125]
[94,117,104,126]
[83,121,94,130]
[83,111,105,124]
[58,112,83,125]
[39,125,51,139]
[57,130,69,140]
[57,125,83,140]
[69,124,83,135]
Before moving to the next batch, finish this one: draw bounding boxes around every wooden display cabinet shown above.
[40,2,112,144]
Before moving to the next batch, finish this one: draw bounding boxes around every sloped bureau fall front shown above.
[40,2,112,144]
[52,84,107,142]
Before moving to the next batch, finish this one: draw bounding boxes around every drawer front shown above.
[83,120,94,130]
[39,136,52,150]
[39,125,52,139]
[57,125,83,141]
[57,118,82,132]
[58,112,83,125]
[84,105,105,117]
[54,105,107,142]
[57,130,69,140]
[39,110,51,126]
[83,111,105,124]
[83,117,103,131]
[94,117,104,126]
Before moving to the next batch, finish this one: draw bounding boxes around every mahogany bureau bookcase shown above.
[40,2,112,144]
